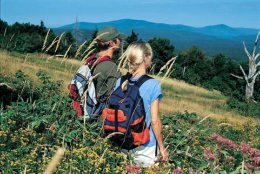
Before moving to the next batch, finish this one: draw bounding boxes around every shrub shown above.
[227,98,260,118]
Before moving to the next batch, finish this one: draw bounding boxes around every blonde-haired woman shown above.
[114,42,169,167]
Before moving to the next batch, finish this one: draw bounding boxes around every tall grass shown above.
[1,50,259,125]
[0,50,79,91]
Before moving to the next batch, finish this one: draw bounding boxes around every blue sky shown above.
[2,0,260,28]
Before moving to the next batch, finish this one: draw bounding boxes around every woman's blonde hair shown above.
[121,42,153,91]
[126,42,153,72]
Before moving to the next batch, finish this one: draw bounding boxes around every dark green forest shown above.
[0,20,259,118]
[0,20,77,56]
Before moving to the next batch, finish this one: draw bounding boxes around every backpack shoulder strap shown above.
[93,56,112,67]
[87,53,98,66]
[136,75,153,88]
[90,55,113,74]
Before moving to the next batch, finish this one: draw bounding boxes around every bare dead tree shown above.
[232,31,260,102]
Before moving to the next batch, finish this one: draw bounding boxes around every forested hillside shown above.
[55,19,259,61]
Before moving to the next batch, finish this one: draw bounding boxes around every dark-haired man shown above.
[69,26,125,120]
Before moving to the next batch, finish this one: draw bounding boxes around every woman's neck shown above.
[132,66,146,77]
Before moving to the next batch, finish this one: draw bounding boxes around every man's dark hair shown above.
[96,38,120,51]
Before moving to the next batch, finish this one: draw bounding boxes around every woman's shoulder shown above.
[142,76,160,87]
[141,77,163,101]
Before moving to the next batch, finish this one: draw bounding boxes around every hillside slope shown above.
[0,50,258,125]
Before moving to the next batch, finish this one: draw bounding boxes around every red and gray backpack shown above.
[102,73,152,150]
[68,54,111,117]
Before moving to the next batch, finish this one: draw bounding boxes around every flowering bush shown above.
[162,113,259,173]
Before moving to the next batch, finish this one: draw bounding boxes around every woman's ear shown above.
[144,55,152,68]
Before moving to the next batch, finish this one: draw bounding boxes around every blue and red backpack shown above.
[102,73,152,150]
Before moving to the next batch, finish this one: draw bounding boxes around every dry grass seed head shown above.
[55,32,65,53]
[45,36,59,53]
[42,29,51,51]
[75,41,87,58]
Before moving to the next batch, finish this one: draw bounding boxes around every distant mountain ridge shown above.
[54,19,259,61]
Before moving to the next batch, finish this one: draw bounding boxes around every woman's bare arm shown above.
[150,99,169,161]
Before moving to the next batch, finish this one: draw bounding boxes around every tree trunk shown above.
[248,60,256,79]
[245,82,254,101]
[246,60,257,101]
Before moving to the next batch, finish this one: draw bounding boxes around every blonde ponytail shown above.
[121,42,153,91]
[121,79,128,92]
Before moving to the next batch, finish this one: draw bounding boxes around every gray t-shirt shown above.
[93,60,121,103]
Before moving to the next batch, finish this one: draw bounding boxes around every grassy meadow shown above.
[1,50,260,173]
[1,50,258,126]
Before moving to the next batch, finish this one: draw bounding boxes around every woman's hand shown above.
[160,146,169,162]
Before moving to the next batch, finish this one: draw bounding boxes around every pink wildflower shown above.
[126,164,140,173]
[250,148,260,157]
[172,167,183,174]
[255,150,260,157]
[194,172,203,174]
[241,143,251,153]
[188,168,193,173]
[216,136,237,149]
[204,147,217,160]
[252,157,260,166]
[210,134,219,140]
[205,147,211,154]
[245,162,254,170]
[210,134,237,149]
[225,156,235,162]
